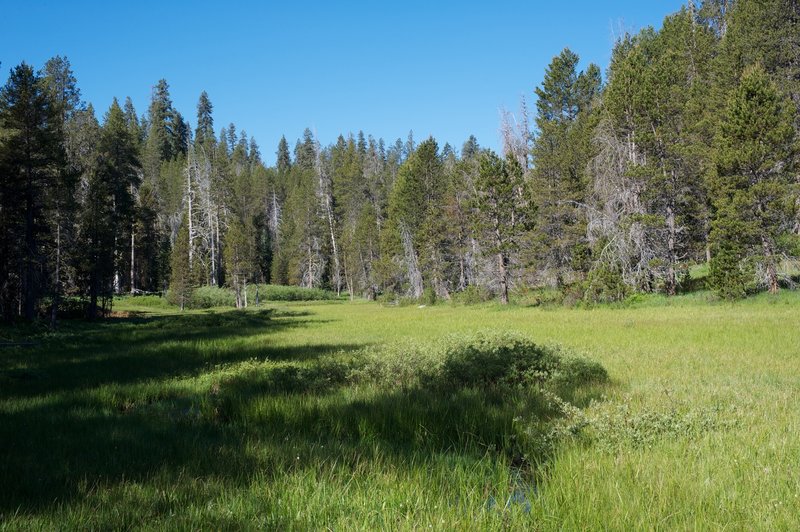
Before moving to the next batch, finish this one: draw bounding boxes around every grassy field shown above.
[1,291,799,529]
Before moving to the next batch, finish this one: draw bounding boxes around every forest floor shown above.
[1,291,799,529]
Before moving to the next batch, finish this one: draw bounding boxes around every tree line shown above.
[1,0,798,322]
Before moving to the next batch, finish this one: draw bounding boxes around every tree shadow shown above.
[0,309,340,400]
[0,312,609,523]
[0,308,365,516]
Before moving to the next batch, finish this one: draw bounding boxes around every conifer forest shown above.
[1,0,798,321]
[2,1,800,529]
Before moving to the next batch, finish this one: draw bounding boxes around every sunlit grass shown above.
[1,290,799,529]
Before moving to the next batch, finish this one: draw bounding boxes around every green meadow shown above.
[2,292,799,529]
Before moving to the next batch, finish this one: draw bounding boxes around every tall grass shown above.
[2,290,799,528]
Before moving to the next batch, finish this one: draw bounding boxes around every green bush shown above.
[439,332,562,389]
[451,285,494,305]
[126,295,171,308]
[351,331,608,394]
[583,263,628,304]
[246,284,338,302]
[421,287,437,306]
[375,292,398,306]
[512,287,564,307]
[189,286,236,308]
[348,342,442,389]
[397,296,420,307]
[549,355,609,388]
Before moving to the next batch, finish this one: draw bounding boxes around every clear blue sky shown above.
[2,0,685,164]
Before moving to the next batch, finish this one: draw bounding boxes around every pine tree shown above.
[471,151,533,304]
[169,212,192,310]
[0,63,65,320]
[388,138,447,297]
[41,55,82,325]
[531,49,602,287]
[79,98,140,318]
[710,65,797,297]
[194,91,214,147]
[276,135,292,177]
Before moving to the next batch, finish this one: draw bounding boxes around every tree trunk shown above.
[24,168,36,321]
[130,227,135,294]
[665,204,677,296]
[88,269,98,320]
[51,221,61,328]
[762,235,779,294]
[498,252,509,305]
[400,225,423,299]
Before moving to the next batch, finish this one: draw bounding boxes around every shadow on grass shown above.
[0,307,368,516]
[0,311,608,523]
[0,309,338,400]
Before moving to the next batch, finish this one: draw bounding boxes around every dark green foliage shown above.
[583,262,628,304]
[168,213,193,310]
[78,98,140,318]
[248,284,337,302]
[531,49,602,287]
[388,137,448,298]
[194,91,214,146]
[175,284,336,309]
[595,11,717,295]
[187,285,236,308]
[0,63,66,320]
[351,331,608,395]
[709,65,797,297]
[3,0,800,321]
[450,285,494,305]
[471,150,533,303]
[439,333,562,389]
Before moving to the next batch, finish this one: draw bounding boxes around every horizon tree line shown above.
[0,0,798,322]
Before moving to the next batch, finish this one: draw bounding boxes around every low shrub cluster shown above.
[163,284,340,309]
[377,285,495,307]
[350,331,608,395]
[246,284,338,302]
[188,286,236,308]
[450,285,494,305]
[346,331,609,460]
[585,398,742,451]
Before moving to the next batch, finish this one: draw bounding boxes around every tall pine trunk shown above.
[498,252,509,305]
[761,235,779,294]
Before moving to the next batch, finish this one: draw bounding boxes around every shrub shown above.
[421,287,437,306]
[189,286,236,308]
[246,284,338,302]
[348,342,442,389]
[549,355,609,388]
[397,296,420,307]
[375,292,398,306]
[124,294,171,308]
[439,332,562,389]
[350,331,608,396]
[583,263,628,304]
[451,285,494,305]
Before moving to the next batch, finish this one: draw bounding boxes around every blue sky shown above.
[2,1,685,164]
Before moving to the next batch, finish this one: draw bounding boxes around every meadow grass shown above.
[1,291,799,529]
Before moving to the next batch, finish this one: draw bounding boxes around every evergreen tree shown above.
[79,98,140,318]
[169,212,192,310]
[531,49,602,287]
[276,135,292,177]
[194,91,214,147]
[388,138,447,297]
[41,55,82,325]
[709,65,797,296]
[123,96,142,145]
[0,63,65,320]
[471,151,533,303]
